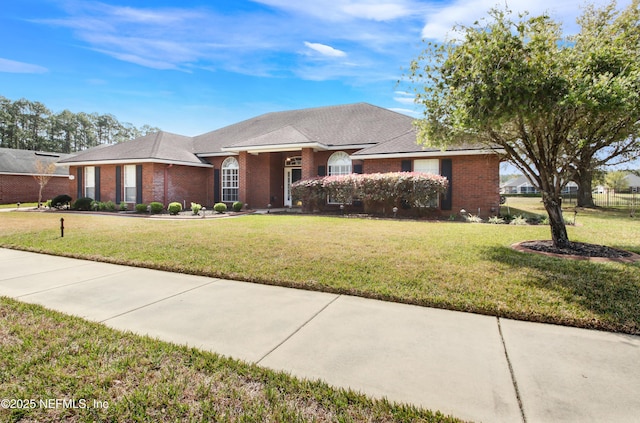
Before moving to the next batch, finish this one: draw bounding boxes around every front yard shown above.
[1,197,639,334]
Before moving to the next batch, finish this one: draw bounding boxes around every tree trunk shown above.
[541,192,570,249]
[575,169,596,208]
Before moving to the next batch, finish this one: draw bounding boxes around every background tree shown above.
[0,95,160,152]
[32,159,58,208]
[605,170,630,192]
[406,0,640,248]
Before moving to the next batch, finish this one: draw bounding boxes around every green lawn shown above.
[0,198,639,334]
[0,298,458,423]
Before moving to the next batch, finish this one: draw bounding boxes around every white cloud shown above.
[0,58,48,74]
[420,0,632,41]
[304,42,347,57]
[253,0,421,22]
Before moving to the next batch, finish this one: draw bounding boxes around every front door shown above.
[284,167,302,207]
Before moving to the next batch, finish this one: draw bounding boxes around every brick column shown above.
[301,148,316,180]
[238,151,249,205]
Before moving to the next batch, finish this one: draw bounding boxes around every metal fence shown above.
[590,190,639,208]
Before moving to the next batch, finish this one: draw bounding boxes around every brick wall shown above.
[0,174,71,204]
[360,154,501,218]
[68,164,213,208]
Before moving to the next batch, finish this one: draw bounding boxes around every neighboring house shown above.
[500,175,577,195]
[58,103,503,216]
[0,148,71,204]
[624,173,640,192]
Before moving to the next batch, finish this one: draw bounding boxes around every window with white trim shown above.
[328,151,352,176]
[327,151,352,204]
[124,165,137,202]
[222,157,239,202]
[414,159,440,207]
[84,166,95,198]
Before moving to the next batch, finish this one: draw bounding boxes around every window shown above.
[414,159,440,207]
[222,157,239,202]
[413,159,439,175]
[328,151,352,176]
[327,151,352,204]
[84,166,95,199]
[124,165,136,202]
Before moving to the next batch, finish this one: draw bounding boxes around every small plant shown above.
[119,201,128,211]
[51,194,72,209]
[135,203,148,213]
[104,201,116,212]
[464,214,484,223]
[73,197,94,211]
[540,216,550,225]
[191,202,203,215]
[213,202,227,213]
[149,202,164,214]
[488,216,505,224]
[232,201,244,212]
[168,202,182,215]
[510,215,529,225]
[45,199,52,209]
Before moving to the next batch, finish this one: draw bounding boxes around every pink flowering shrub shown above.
[292,172,448,215]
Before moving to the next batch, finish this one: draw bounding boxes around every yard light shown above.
[393,206,398,218]
[340,204,345,215]
[201,207,206,218]
[267,203,272,213]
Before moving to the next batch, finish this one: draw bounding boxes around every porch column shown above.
[301,148,316,180]
[238,151,250,205]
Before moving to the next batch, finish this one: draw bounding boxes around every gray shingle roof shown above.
[0,148,71,175]
[56,103,493,165]
[195,103,415,153]
[58,131,211,167]
[352,129,492,157]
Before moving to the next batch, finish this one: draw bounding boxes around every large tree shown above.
[567,2,640,207]
[407,0,640,248]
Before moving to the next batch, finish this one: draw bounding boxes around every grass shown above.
[0,198,639,335]
[0,297,458,422]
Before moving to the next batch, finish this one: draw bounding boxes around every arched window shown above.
[328,151,352,176]
[222,157,239,202]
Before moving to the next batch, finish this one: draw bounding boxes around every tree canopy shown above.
[406,0,640,248]
[0,95,160,153]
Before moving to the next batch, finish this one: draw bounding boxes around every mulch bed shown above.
[512,240,640,263]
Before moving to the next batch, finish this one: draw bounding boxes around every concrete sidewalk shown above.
[1,248,638,423]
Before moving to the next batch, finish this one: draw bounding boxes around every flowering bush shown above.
[292,172,448,215]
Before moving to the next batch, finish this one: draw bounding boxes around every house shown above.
[0,148,71,204]
[58,103,502,216]
[500,175,578,195]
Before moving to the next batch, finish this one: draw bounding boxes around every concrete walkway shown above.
[1,248,638,423]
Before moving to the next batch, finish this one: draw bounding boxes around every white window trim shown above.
[222,157,239,203]
[84,166,95,199]
[124,164,136,203]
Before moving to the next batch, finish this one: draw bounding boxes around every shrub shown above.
[119,201,128,211]
[213,203,227,213]
[510,215,529,226]
[232,201,244,212]
[190,202,203,215]
[135,203,148,213]
[292,172,449,215]
[104,201,116,212]
[168,202,182,215]
[465,214,484,223]
[73,197,94,211]
[149,202,164,214]
[488,216,505,224]
[51,194,72,209]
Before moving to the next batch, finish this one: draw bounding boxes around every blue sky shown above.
[0,0,627,138]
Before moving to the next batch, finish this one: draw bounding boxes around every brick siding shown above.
[0,174,71,204]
